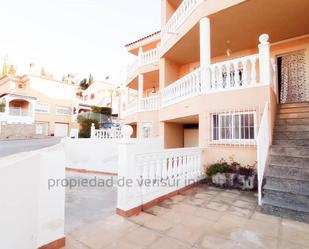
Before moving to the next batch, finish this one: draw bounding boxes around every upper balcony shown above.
[125,31,161,84]
[126,47,160,81]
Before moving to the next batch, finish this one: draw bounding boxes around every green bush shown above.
[77,115,99,138]
[0,103,5,112]
[206,160,230,176]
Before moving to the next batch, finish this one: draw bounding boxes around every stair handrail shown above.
[257,102,270,205]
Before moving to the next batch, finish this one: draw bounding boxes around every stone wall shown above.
[0,123,36,139]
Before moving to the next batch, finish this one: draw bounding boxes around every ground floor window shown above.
[212,112,255,142]
[142,122,152,138]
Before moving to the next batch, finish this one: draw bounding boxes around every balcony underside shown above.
[127,69,159,90]
[164,0,309,64]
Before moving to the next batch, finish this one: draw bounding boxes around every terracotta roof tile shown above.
[125,31,161,47]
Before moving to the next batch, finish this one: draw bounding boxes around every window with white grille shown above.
[212,112,255,142]
[35,102,49,114]
[56,106,70,116]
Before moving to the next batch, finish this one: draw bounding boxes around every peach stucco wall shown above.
[163,122,184,149]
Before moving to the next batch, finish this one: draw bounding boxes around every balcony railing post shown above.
[258,34,271,85]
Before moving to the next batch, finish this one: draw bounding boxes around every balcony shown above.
[126,48,160,79]
[9,107,31,116]
[124,95,161,117]
[161,0,203,46]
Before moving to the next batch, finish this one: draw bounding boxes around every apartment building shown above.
[0,74,80,137]
[122,0,309,218]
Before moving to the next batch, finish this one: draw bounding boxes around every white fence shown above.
[161,68,202,107]
[91,125,123,139]
[161,0,203,45]
[257,102,270,205]
[0,143,65,249]
[117,127,204,213]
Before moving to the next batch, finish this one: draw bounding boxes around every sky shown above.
[0,0,161,84]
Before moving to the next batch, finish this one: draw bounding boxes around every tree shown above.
[77,115,99,138]
[79,78,88,90]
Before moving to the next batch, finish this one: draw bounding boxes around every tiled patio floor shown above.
[64,185,309,249]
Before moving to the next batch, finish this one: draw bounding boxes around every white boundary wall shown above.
[0,143,65,249]
[64,137,164,174]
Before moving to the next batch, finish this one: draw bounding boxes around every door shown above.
[278,50,308,104]
[54,123,69,137]
[35,122,48,135]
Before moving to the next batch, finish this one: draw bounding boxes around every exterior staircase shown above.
[261,102,309,222]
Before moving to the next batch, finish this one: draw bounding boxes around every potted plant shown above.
[226,161,240,187]
[206,160,230,187]
[237,164,256,190]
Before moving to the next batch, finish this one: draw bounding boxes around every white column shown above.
[127,87,130,104]
[4,97,10,115]
[138,74,144,99]
[117,125,141,215]
[138,47,143,64]
[200,17,211,93]
[258,34,271,85]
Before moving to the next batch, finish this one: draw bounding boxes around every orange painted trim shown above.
[117,181,201,217]
[38,237,65,249]
[65,168,118,176]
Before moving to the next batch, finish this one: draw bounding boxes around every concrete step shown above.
[263,188,309,210]
[264,177,309,196]
[279,106,309,114]
[270,146,309,158]
[277,118,309,126]
[280,102,309,109]
[273,131,309,140]
[270,155,309,168]
[275,124,309,132]
[272,139,309,147]
[277,112,309,119]
[268,164,309,182]
[261,201,309,223]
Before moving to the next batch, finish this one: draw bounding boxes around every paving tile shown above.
[244,219,280,238]
[144,205,172,216]
[143,215,174,232]
[206,201,229,212]
[278,240,309,249]
[194,192,215,199]
[250,211,281,225]
[194,207,223,222]
[227,206,254,218]
[197,233,235,249]
[170,202,198,215]
[280,219,309,247]
[103,240,144,249]
[118,226,160,248]
[63,235,89,249]
[148,236,191,249]
[127,211,155,225]
[184,196,205,207]
[232,200,256,209]
[167,223,207,245]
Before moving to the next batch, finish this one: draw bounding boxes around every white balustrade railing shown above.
[161,0,203,45]
[9,107,31,116]
[257,102,270,205]
[91,127,123,139]
[209,54,259,91]
[124,100,138,116]
[140,48,159,66]
[127,48,159,78]
[161,67,202,107]
[139,95,161,112]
